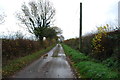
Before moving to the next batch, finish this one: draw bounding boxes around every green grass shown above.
[62,44,91,63]
[62,44,119,78]
[2,45,55,78]
[102,57,120,72]
[75,61,118,78]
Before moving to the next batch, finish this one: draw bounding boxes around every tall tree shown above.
[44,27,62,39]
[17,0,55,42]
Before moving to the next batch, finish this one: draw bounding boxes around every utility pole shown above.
[79,2,82,51]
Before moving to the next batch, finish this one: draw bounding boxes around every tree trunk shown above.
[39,37,43,48]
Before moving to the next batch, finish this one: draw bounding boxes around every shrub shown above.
[91,25,108,60]
[64,25,120,61]
[2,38,56,66]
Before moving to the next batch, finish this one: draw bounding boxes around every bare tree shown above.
[17,0,55,42]
[0,12,6,24]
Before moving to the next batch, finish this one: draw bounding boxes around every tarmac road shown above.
[12,44,75,78]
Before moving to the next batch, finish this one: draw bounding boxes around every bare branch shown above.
[16,0,56,41]
[0,12,6,24]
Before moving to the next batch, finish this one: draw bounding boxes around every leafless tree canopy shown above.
[0,12,6,24]
[17,0,55,34]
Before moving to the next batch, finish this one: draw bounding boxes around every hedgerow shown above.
[62,44,119,78]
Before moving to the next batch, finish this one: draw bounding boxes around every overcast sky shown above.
[0,0,119,39]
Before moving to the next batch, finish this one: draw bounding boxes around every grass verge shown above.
[62,44,119,78]
[2,44,55,78]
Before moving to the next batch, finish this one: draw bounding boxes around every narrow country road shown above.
[12,44,75,78]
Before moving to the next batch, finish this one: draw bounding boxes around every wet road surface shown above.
[12,44,75,78]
